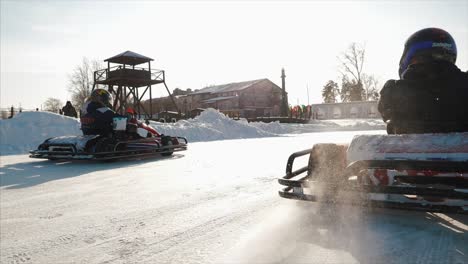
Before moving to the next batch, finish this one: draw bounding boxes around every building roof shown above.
[105,50,153,66]
[190,79,268,95]
[201,95,238,104]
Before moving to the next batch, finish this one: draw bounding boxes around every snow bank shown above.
[0,112,81,155]
[0,108,385,155]
[150,109,384,142]
[149,108,277,142]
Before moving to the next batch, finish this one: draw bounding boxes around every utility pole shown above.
[307,84,309,105]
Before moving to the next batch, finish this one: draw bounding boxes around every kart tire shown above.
[161,136,174,156]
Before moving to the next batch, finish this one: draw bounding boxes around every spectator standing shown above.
[62,101,78,118]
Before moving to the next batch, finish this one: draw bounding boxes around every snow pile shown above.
[152,109,385,141]
[0,112,81,155]
[0,108,385,155]
[149,108,277,142]
[247,120,292,134]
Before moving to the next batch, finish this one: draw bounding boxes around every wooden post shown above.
[164,81,180,113]
[136,87,140,119]
[148,62,153,119]
[124,87,127,113]
[149,85,153,119]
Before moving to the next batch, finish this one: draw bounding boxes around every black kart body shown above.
[30,129,187,161]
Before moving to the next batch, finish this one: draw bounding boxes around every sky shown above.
[1,0,467,109]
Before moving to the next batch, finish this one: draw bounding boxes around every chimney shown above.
[281,68,288,116]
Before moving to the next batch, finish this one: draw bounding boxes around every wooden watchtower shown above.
[93,50,179,118]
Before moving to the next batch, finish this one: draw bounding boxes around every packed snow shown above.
[1,133,466,264]
[1,109,467,264]
[0,108,384,155]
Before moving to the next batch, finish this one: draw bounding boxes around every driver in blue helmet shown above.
[378,28,468,134]
[80,89,123,136]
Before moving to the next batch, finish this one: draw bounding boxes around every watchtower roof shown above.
[105,50,153,66]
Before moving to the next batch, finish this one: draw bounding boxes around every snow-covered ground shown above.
[1,109,466,263]
[1,132,467,264]
[0,108,385,155]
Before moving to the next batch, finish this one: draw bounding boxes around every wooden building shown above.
[186,79,285,118]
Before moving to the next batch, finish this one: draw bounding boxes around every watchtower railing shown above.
[94,66,165,83]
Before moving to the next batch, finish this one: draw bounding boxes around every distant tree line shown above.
[322,43,380,103]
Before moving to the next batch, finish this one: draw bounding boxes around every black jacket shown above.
[378,61,468,134]
[80,101,122,135]
[62,103,78,118]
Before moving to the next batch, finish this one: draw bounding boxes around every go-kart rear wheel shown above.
[94,138,116,153]
[161,136,174,156]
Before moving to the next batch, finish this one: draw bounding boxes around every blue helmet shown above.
[399,28,457,78]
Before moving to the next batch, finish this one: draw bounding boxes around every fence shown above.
[0,107,44,119]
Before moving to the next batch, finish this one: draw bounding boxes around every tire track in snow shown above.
[99,197,278,263]
[0,189,243,264]
[7,252,31,264]
[3,233,77,264]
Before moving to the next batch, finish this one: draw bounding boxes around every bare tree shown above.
[68,57,103,108]
[337,43,366,101]
[43,98,63,113]
[338,43,365,84]
[338,42,382,101]
[362,73,380,101]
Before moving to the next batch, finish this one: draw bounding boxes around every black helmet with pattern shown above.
[399,28,457,78]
